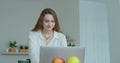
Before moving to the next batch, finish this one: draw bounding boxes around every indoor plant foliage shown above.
[24,45,29,49]
[19,45,29,52]
[19,45,24,49]
[9,41,17,52]
[67,43,75,47]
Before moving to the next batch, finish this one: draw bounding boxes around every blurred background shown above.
[0,0,120,63]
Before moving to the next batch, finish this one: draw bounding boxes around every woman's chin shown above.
[47,29,53,31]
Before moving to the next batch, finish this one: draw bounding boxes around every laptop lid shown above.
[40,47,85,63]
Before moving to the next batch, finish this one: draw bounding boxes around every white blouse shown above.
[28,30,67,63]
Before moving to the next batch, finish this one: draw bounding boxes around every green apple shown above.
[66,56,80,63]
[52,57,65,63]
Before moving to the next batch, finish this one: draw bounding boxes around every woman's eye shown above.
[45,20,49,22]
[52,20,55,23]
[44,20,54,23]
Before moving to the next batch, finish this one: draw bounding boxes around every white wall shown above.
[80,1,110,63]
[107,0,120,63]
[0,0,44,63]
[79,0,120,63]
[0,0,79,63]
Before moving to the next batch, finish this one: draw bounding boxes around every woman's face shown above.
[43,14,55,31]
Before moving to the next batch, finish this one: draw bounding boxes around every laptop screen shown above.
[40,47,85,63]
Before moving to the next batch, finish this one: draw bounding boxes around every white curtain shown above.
[79,1,110,63]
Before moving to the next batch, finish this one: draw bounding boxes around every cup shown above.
[18,59,29,63]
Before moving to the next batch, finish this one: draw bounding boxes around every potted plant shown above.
[19,45,24,52]
[19,45,29,52]
[24,45,29,49]
[67,43,75,47]
[24,45,29,52]
[8,41,17,52]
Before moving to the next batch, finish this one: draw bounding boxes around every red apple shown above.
[52,57,65,63]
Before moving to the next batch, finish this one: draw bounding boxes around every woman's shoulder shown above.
[29,31,37,35]
[29,30,40,36]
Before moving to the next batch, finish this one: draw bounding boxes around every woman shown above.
[29,8,67,63]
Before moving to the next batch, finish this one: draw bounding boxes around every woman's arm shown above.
[28,32,39,63]
[61,34,67,47]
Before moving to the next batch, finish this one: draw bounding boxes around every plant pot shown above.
[19,49,28,52]
[9,48,16,52]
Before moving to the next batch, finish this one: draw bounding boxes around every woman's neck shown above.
[41,29,54,45]
[42,29,53,35]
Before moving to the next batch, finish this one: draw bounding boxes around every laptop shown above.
[40,47,85,63]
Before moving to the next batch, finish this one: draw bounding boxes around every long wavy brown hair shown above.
[32,8,62,33]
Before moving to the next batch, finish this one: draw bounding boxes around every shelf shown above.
[1,52,28,55]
